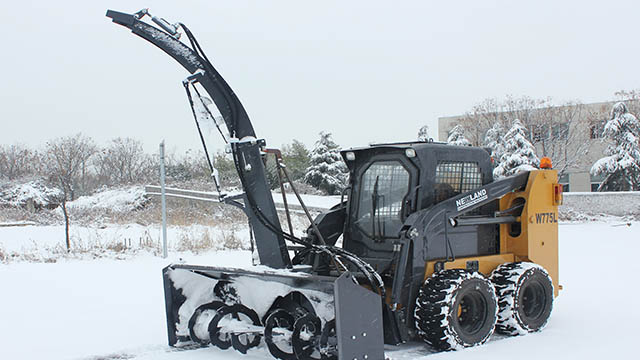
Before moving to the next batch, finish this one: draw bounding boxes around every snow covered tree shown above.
[483,122,506,167]
[590,102,640,191]
[447,125,471,146]
[493,119,539,179]
[418,125,431,142]
[304,132,348,195]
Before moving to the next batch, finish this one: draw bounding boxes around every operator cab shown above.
[338,141,495,273]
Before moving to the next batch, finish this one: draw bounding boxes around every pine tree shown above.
[304,132,348,195]
[447,125,471,146]
[282,140,310,181]
[590,102,640,191]
[493,119,539,179]
[418,125,431,142]
[483,123,506,168]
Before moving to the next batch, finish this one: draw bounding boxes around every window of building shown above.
[434,161,483,203]
[551,123,569,140]
[590,173,605,192]
[356,161,410,238]
[590,120,606,139]
[530,125,547,142]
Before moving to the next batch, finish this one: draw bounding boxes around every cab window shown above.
[434,161,482,203]
[356,161,410,239]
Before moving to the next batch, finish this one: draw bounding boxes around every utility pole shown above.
[160,140,168,259]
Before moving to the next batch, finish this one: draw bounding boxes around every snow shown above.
[560,191,640,218]
[137,22,202,69]
[66,186,148,213]
[417,125,431,142]
[0,179,62,208]
[0,223,252,262]
[493,119,539,179]
[1,221,638,359]
[272,192,341,211]
[447,125,471,146]
[483,122,506,166]
[304,132,348,195]
[591,101,640,191]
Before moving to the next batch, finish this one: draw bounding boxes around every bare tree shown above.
[95,137,155,185]
[614,89,640,118]
[460,96,554,146]
[45,133,96,251]
[460,97,506,146]
[0,144,41,180]
[530,101,591,176]
[462,96,592,177]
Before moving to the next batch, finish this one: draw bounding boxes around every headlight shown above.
[405,148,416,158]
[345,151,356,161]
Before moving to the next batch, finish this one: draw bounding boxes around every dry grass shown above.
[1,228,165,264]
[0,187,316,263]
[0,206,60,225]
[174,225,252,253]
[175,228,216,254]
[219,229,247,250]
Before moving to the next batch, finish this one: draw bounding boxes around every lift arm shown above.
[106,9,291,268]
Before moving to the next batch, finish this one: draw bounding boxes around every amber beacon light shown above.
[540,157,553,169]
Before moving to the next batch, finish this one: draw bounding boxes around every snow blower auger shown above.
[107,8,562,359]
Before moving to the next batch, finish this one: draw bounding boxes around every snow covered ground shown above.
[0,221,637,359]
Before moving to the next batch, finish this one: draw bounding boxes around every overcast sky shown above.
[1,0,639,155]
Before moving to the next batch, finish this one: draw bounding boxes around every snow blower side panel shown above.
[334,273,384,360]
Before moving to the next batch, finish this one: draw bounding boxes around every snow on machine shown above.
[107,9,562,360]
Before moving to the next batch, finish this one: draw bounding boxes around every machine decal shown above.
[531,212,558,224]
[456,189,488,211]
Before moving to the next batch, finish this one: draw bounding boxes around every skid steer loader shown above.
[107,9,562,360]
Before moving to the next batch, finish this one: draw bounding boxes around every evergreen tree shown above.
[447,125,471,146]
[282,140,310,181]
[493,119,539,179]
[591,102,640,191]
[304,132,348,195]
[483,122,506,168]
[418,125,431,142]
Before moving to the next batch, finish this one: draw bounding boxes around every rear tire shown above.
[490,262,553,335]
[414,269,498,351]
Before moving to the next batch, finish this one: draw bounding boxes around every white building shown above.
[437,101,623,192]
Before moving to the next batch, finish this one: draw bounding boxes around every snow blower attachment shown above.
[163,266,384,359]
[107,8,561,359]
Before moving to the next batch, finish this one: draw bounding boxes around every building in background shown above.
[437,101,626,192]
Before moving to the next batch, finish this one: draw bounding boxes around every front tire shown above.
[490,262,554,335]
[414,269,498,351]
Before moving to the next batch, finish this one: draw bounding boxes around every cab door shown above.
[344,153,419,270]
